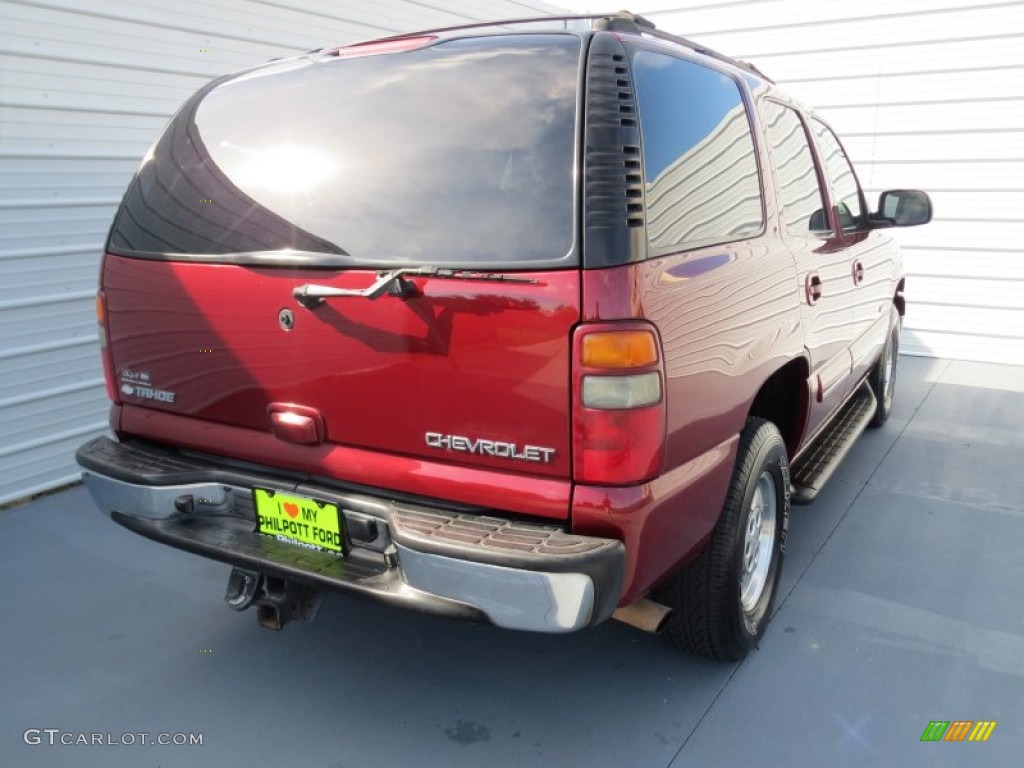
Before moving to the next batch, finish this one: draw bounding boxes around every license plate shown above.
[253,489,344,553]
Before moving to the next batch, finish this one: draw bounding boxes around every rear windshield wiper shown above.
[293,267,538,307]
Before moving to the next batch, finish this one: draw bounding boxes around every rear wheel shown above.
[869,306,901,427]
[656,418,789,661]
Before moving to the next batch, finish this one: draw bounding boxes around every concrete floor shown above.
[2,356,1022,767]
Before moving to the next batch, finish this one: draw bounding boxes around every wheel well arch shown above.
[748,358,809,458]
[894,277,906,316]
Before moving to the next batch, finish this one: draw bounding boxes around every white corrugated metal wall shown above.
[0,0,557,505]
[561,0,1024,366]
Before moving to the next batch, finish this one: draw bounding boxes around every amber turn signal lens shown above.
[581,331,658,369]
[95,292,107,324]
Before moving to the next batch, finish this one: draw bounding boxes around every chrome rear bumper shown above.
[77,437,624,633]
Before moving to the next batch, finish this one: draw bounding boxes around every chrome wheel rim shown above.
[740,471,777,613]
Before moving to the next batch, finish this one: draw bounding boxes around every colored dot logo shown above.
[200,649,213,653]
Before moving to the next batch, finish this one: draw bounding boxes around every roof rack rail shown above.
[335,11,773,84]
[608,13,775,83]
[354,13,617,44]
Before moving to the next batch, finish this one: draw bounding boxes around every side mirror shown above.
[875,189,932,227]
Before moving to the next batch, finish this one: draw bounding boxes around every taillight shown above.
[96,290,119,403]
[572,324,666,485]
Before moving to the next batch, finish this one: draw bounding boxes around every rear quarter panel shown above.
[582,238,804,469]
[575,237,804,601]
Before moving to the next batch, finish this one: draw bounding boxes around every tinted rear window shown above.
[109,35,581,267]
[632,50,764,253]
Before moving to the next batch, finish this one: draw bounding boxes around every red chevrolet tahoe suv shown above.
[76,12,932,661]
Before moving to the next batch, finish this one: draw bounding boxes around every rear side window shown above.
[109,35,581,267]
[632,50,763,253]
[760,101,828,235]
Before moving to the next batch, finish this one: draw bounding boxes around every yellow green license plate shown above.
[254,489,344,553]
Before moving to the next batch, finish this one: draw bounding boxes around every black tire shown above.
[868,306,901,427]
[655,418,789,662]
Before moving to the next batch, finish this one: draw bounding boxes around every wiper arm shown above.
[293,267,538,307]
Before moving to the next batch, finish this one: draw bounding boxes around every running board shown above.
[790,383,877,504]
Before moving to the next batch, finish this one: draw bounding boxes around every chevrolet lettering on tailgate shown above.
[425,432,556,464]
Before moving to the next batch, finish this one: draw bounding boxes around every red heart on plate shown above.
[283,502,300,519]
